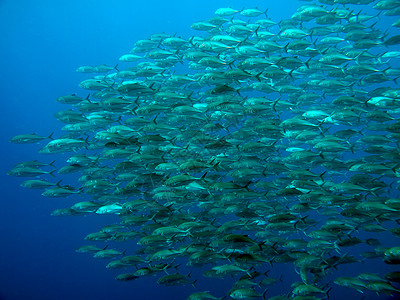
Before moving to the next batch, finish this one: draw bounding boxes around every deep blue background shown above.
[0,1,399,299]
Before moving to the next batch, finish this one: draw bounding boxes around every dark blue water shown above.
[1,1,399,299]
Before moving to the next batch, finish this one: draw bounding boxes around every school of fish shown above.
[8,0,400,299]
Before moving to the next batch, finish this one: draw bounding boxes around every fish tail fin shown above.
[187,91,194,101]
[272,97,279,112]
[169,136,177,146]
[255,71,263,81]
[187,36,194,46]
[283,42,289,54]
[299,215,309,225]
[200,171,208,182]
[382,66,391,75]
[262,288,268,300]
[333,241,341,254]
[228,59,235,69]
[258,241,266,251]
[305,57,311,69]
[270,242,280,255]
[326,287,332,299]
[77,187,84,197]
[344,140,354,154]
[319,152,325,160]
[242,181,252,191]
[191,279,197,288]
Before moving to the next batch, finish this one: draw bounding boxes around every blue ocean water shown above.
[1,0,399,299]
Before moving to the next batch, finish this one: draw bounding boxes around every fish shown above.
[215,7,241,16]
[365,281,400,295]
[157,273,196,287]
[76,245,104,254]
[229,288,266,299]
[42,186,81,198]
[20,179,59,189]
[10,132,53,144]
[187,291,222,300]
[8,166,56,177]
[334,276,366,293]
[9,2,400,299]
[95,203,123,215]
[39,138,88,154]
[115,273,139,281]
[93,249,125,259]
[383,247,400,264]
